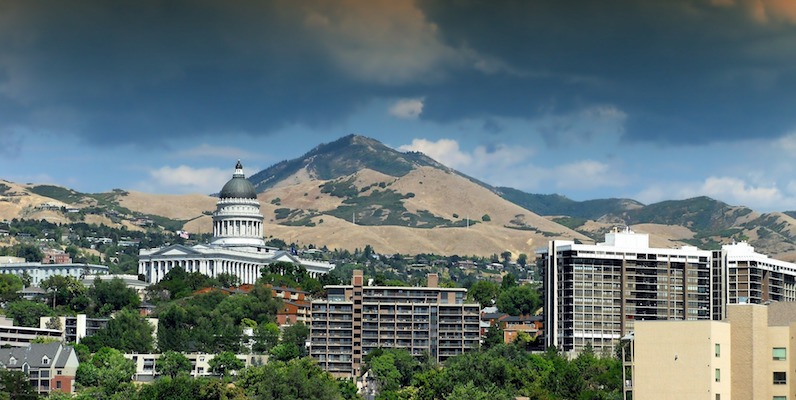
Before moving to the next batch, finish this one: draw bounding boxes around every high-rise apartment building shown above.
[539,228,712,355]
[712,241,796,320]
[310,270,480,377]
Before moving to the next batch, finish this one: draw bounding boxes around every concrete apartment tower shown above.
[310,270,481,377]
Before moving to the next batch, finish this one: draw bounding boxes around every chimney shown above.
[353,270,363,287]
[427,273,439,288]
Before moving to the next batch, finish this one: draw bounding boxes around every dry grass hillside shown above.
[116,191,216,220]
[112,166,594,257]
[252,166,592,257]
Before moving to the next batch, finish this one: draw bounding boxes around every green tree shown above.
[237,357,342,400]
[517,253,528,268]
[467,280,499,307]
[446,381,512,400]
[0,274,22,303]
[0,369,40,400]
[269,343,301,362]
[482,324,504,349]
[81,308,154,353]
[20,272,31,288]
[371,352,402,392]
[500,251,512,265]
[281,322,309,356]
[40,275,86,309]
[208,351,244,377]
[157,351,192,378]
[496,284,541,316]
[88,277,140,316]
[253,322,280,353]
[4,299,52,327]
[76,347,135,396]
[500,273,517,290]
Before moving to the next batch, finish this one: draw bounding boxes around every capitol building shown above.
[138,161,334,284]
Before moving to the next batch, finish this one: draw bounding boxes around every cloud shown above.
[635,176,795,211]
[398,137,628,193]
[398,138,472,169]
[2,0,796,151]
[553,160,625,190]
[144,165,230,194]
[710,0,796,24]
[389,98,424,119]
[176,144,259,160]
[302,0,466,85]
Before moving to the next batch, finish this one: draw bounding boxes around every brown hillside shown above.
[116,190,216,220]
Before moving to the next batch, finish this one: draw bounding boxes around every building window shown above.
[715,343,720,357]
[715,368,720,382]
[774,396,786,400]
[715,395,720,400]
[773,347,786,361]
[56,381,61,389]
[773,371,786,385]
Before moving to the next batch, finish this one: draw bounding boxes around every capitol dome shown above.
[219,160,257,199]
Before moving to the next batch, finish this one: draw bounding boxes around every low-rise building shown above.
[624,302,796,400]
[125,352,267,382]
[0,342,78,395]
[0,317,63,347]
[39,315,109,344]
[0,262,108,287]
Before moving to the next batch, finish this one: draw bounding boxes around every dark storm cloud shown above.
[416,0,796,144]
[0,1,376,146]
[1,0,795,148]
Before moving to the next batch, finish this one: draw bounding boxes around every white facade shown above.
[711,241,796,320]
[0,262,108,287]
[138,161,334,285]
[126,352,268,382]
[539,228,713,355]
[0,317,63,347]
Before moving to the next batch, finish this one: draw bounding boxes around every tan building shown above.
[626,302,796,400]
[310,271,481,377]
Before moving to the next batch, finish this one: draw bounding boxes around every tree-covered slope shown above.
[496,187,643,219]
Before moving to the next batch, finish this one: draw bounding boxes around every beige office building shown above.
[310,271,481,377]
[626,302,796,400]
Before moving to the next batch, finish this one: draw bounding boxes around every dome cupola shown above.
[219,160,257,199]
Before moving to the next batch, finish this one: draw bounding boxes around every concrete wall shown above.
[633,320,731,400]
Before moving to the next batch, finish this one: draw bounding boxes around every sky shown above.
[2,0,796,212]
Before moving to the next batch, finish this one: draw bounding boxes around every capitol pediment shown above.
[152,244,202,256]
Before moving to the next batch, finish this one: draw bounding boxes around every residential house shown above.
[0,343,79,395]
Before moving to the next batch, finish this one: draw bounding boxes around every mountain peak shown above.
[249,135,449,191]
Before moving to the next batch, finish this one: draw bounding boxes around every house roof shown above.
[0,343,77,369]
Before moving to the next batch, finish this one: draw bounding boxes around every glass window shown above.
[715,343,720,357]
[715,368,720,382]
[773,371,786,385]
[773,347,786,360]
[774,396,786,400]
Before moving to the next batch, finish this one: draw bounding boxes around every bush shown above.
[482,214,491,222]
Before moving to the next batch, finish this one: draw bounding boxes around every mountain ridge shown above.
[3,135,796,260]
